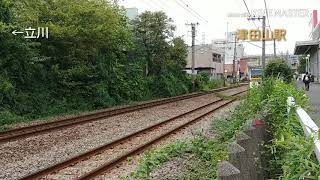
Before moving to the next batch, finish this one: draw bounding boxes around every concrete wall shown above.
[309,47,320,82]
[218,119,267,180]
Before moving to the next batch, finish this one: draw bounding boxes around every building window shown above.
[212,53,221,63]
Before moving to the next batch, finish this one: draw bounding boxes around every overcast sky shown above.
[119,0,320,56]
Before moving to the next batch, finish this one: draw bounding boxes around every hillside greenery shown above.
[0,0,215,128]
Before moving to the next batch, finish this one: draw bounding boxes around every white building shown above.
[186,44,224,78]
[212,32,245,65]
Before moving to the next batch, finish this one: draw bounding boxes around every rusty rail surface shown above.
[0,84,247,143]
[21,88,247,180]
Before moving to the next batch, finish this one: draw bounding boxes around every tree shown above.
[298,56,307,73]
[0,1,192,126]
[12,0,135,103]
[264,59,293,82]
[0,0,39,111]
[167,37,188,75]
[1,0,140,116]
[132,11,176,76]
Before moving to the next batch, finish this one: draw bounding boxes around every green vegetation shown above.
[298,56,307,74]
[262,79,320,179]
[196,72,225,91]
[124,86,262,179]
[264,59,293,82]
[0,1,226,128]
[125,79,320,179]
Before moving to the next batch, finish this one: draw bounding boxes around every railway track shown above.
[0,84,247,143]
[22,87,247,180]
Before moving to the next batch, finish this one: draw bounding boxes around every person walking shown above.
[303,72,311,91]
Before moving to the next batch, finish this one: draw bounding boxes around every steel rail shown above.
[77,90,247,180]
[21,88,247,180]
[0,85,247,143]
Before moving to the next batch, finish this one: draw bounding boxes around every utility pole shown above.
[273,39,276,58]
[232,33,237,83]
[262,16,266,69]
[248,16,266,69]
[186,23,199,91]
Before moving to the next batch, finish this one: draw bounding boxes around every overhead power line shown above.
[177,0,208,23]
[241,0,258,29]
[245,41,262,49]
[263,0,271,31]
[263,0,277,57]
[140,0,160,10]
[172,0,206,23]
[157,0,172,11]
[149,0,166,11]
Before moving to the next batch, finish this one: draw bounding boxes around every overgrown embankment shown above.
[0,1,224,129]
[125,79,320,179]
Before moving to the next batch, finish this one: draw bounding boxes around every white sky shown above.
[119,0,320,56]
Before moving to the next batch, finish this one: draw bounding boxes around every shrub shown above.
[196,72,224,91]
[260,79,320,179]
[0,110,25,129]
[149,73,190,97]
[264,59,293,82]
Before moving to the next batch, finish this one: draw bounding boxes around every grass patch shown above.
[262,79,320,179]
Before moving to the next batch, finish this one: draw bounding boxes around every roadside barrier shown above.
[287,96,320,162]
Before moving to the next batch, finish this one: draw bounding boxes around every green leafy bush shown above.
[0,110,25,130]
[262,79,320,179]
[196,71,224,91]
[264,59,293,83]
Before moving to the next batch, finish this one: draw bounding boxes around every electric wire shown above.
[149,0,166,11]
[172,0,205,23]
[242,0,258,29]
[140,0,160,10]
[263,0,271,31]
[177,0,208,23]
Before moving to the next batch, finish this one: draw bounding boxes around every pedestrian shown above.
[303,72,311,91]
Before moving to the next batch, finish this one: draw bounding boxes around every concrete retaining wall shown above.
[217,119,266,180]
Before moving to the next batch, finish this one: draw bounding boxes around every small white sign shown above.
[12,27,49,39]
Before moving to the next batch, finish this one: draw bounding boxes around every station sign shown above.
[237,29,286,41]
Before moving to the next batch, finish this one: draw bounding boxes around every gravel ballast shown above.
[99,100,241,179]
[0,86,246,180]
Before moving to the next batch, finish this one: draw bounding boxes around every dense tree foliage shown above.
[264,59,293,83]
[0,0,191,127]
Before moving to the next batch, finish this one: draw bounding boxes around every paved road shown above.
[298,81,320,126]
